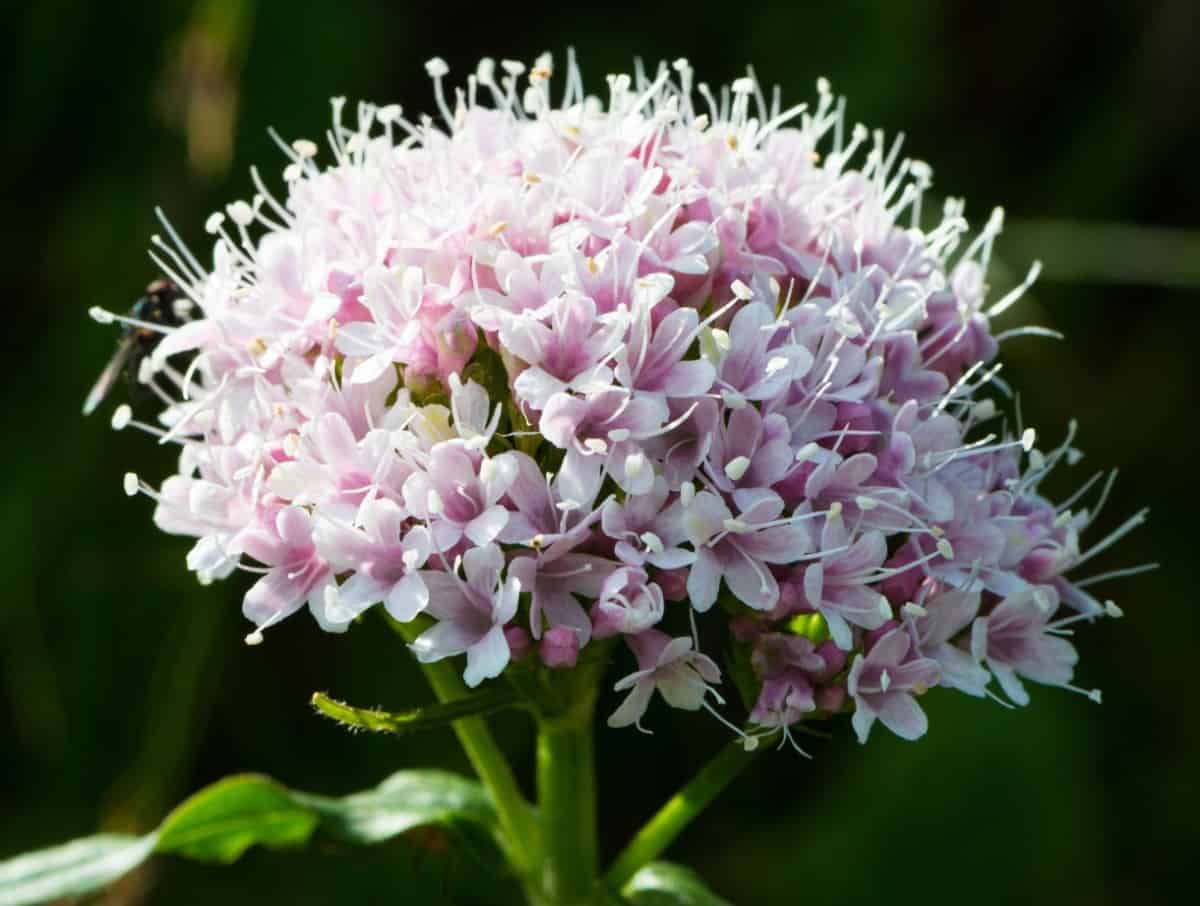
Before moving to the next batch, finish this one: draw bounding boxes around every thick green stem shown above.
[393,621,539,875]
[604,739,762,891]
[534,697,598,905]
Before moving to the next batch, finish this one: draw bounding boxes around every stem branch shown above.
[604,739,762,891]
[393,620,538,874]
[535,698,598,905]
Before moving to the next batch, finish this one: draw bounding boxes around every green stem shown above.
[535,697,598,905]
[604,739,762,891]
[393,621,539,875]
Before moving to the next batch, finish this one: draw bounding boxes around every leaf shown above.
[622,862,733,906]
[155,774,319,862]
[293,769,496,845]
[0,768,499,904]
[0,833,157,906]
[311,688,521,736]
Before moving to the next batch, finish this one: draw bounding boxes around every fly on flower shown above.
[82,277,195,416]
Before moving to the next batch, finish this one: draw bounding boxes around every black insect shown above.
[83,278,195,415]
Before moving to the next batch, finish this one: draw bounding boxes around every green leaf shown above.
[622,862,733,906]
[294,769,496,845]
[155,774,319,862]
[311,688,521,736]
[0,833,156,905]
[0,768,500,903]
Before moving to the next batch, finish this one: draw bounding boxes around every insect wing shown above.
[82,336,136,415]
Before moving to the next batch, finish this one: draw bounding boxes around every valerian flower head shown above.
[99,52,1148,748]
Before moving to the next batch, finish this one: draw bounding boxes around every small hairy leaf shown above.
[622,862,733,906]
[311,688,520,736]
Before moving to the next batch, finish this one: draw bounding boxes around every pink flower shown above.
[314,498,431,623]
[240,507,337,632]
[683,490,813,613]
[848,628,940,743]
[411,545,520,687]
[590,567,665,639]
[970,588,1081,706]
[608,630,723,730]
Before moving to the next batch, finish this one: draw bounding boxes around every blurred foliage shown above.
[0,1,1195,903]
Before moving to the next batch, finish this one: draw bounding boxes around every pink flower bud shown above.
[505,626,532,661]
[540,627,579,669]
[655,567,689,602]
[815,684,846,713]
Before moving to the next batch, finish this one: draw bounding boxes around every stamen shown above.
[1074,563,1160,589]
[1075,508,1150,567]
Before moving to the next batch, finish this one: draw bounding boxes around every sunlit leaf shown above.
[0,833,156,905]
[294,769,496,844]
[155,774,319,862]
[622,862,732,905]
[0,768,499,903]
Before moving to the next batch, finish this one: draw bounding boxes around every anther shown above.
[765,356,790,377]
[228,201,255,226]
[680,482,696,507]
[111,405,132,431]
[640,532,664,554]
[123,472,140,497]
[795,442,820,463]
[724,456,751,481]
[972,399,996,420]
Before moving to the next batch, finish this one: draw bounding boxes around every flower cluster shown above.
[102,54,1147,745]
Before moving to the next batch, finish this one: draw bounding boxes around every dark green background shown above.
[1,1,1195,903]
